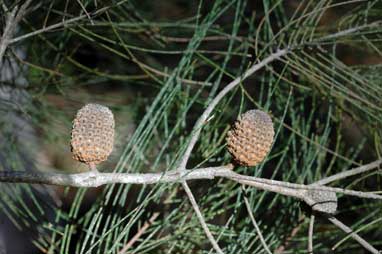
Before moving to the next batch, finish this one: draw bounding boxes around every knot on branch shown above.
[305,189,338,214]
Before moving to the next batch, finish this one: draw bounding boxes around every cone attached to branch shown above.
[227,109,274,166]
[71,104,115,169]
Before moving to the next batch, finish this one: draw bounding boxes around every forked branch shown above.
[0,162,381,200]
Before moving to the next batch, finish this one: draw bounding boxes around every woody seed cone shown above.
[227,110,274,166]
[71,103,115,165]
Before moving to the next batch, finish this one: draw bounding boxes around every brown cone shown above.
[71,103,114,165]
[226,110,274,166]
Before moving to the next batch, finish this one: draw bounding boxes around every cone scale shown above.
[70,104,115,167]
[227,110,274,166]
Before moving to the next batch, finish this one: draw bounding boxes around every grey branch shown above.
[327,216,379,254]
[0,5,18,65]
[0,0,33,66]
[182,181,224,254]
[7,0,132,45]
[243,189,273,254]
[0,165,232,187]
[2,166,380,253]
[317,21,382,42]
[228,171,382,200]
[1,164,381,202]
[308,215,315,254]
[8,5,111,45]
[314,159,382,185]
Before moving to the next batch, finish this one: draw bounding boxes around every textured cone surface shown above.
[71,104,114,164]
[227,110,274,166]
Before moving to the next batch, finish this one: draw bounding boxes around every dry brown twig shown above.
[118,212,160,254]
[274,215,306,254]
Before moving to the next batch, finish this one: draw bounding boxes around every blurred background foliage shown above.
[0,0,381,253]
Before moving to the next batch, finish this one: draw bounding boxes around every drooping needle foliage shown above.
[0,0,381,253]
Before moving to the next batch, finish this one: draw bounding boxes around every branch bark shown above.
[0,0,33,66]
[327,216,379,254]
[0,5,18,66]
[314,159,382,186]
[243,188,272,254]
[182,181,224,254]
[308,215,315,254]
[1,164,381,201]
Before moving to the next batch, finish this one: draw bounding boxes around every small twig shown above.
[229,172,382,200]
[308,215,315,254]
[118,187,179,253]
[0,0,33,66]
[236,179,304,200]
[182,181,224,254]
[314,159,382,186]
[88,163,98,172]
[0,5,18,66]
[129,56,212,86]
[9,13,89,44]
[13,0,33,22]
[274,216,305,254]
[243,187,272,254]
[75,0,94,25]
[118,212,160,254]
[316,20,382,42]
[327,216,379,254]
[8,3,116,45]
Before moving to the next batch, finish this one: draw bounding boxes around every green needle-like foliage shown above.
[0,0,381,253]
